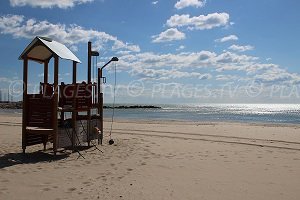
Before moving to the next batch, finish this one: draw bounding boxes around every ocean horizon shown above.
[107,103,300,124]
[1,103,300,124]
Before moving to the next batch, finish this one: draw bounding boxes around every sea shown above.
[1,104,300,124]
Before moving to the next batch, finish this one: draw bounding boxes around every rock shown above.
[103,105,161,109]
[0,102,22,109]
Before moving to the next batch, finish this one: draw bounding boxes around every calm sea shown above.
[1,104,300,124]
[104,104,300,124]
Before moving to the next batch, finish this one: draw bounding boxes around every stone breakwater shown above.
[0,102,22,109]
[0,102,161,110]
[104,105,161,109]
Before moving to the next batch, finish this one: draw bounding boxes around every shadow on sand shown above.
[0,151,70,169]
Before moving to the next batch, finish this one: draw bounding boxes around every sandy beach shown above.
[0,114,300,200]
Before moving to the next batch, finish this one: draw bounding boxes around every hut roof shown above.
[19,36,81,63]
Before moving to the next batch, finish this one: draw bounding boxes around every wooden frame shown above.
[21,37,102,155]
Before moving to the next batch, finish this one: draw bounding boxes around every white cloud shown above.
[0,14,140,53]
[130,67,211,81]
[228,44,254,52]
[152,28,186,43]
[216,75,238,81]
[245,63,279,74]
[117,51,218,71]
[115,51,260,82]
[215,35,238,43]
[176,45,185,51]
[0,77,11,83]
[175,0,206,9]
[115,49,300,86]
[215,51,257,66]
[248,65,300,85]
[152,1,159,5]
[166,13,230,30]
[9,0,94,9]
[254,70,297,84]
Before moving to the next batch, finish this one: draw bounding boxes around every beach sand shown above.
[0,115,300,200]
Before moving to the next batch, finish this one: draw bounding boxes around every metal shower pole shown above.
[97,57,118,144]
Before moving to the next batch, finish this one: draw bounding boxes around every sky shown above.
[0,0,300,104]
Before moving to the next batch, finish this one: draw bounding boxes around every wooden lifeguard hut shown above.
[19,36,112,155]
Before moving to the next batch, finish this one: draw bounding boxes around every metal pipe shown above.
[101,57,119,70]
[98,57,118,145]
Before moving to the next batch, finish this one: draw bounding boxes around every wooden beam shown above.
[88,42,92,83]
[27,56,46,63]
[44,61,48,83]
[87,43,92,146]
[53,55,59,155]
[22,57,28,153]
[72,61,77,84]
[72,61,77,150]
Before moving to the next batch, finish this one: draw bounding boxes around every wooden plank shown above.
[44,61,48,83]
[88,42,91,83]
[22,57,28,152]
[27,56,46,63]
[53,55,59,153]
[73,61,77,84]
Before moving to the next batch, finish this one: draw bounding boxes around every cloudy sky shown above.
[0,0,300,104]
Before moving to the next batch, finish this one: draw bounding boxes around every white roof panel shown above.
[39,37,81,63]
[19,36,81,63]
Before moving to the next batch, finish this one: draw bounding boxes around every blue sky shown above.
[0,0,300,104]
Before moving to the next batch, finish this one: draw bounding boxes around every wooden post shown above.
[73,61,77,84]
[22,57,28,153]
[72,61,77,150]
[53,55,59,155]
[88,42,92,83]
[87,42,92,146]
[44,61,48,83]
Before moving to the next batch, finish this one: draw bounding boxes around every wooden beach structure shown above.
[19,36,116,154]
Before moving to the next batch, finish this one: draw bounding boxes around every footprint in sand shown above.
[68,187,77,192]
[127,168,133,172]
[9,169,17,173]
[110,163,115,167]
[42,187,51,192]
[82,181,91,185]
